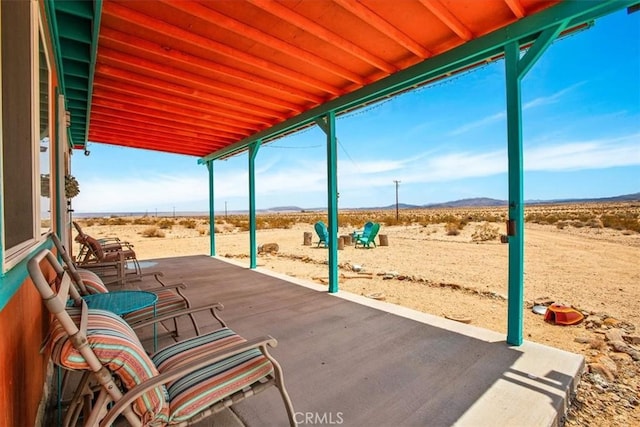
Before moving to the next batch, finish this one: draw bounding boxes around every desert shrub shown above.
[108,217,130,226]
[601,213,640,233]
[83,219,95,227]
[141,226,165,238]
[556,221,568,230]
[157,219,175,229]
[471,222,499,242]
[179,219,197,229]
[213,224,224,233]
[198,228,208,235]
[445,222,460,236]
[133,217,155,225]
[587,218,604,229]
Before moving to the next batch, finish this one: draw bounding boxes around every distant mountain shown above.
[530,192,640,205]
[324,192,640,212]
[260,206,304,212]
[425,197,507,208]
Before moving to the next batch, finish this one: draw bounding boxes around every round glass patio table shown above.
[81,290,157,316]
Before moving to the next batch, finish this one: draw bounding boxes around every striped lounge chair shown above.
[28,249,297,427]
[52,233,224,339]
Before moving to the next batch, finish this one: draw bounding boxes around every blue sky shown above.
[72,9,639,214]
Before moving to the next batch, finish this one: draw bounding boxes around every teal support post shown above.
[54,90,63,239]
[206,160,216,256]
[322,112,339,293]
[504,25,563,346]
[505,41,525,346]
[248,140,261,269]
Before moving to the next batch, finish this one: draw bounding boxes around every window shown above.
[39,29,51,234]
[1,0,50,269]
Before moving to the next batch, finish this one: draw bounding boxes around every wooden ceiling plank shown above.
[99,47,301,114]
[91,117,211,140]
[88,133,214,156]
[92,78,260,132]
[505,0,526,19]
[90,123,227,147]
[100,27,323,104]
[334,0,431,59]
[90,110,241,143]
[103,1,342,95]
[91,100,255,138]
[91,127,231,149]
[94,63,275,123]
[163,0,368,85]
[92,104,253,139]
[418,0,474,41]
[248,0,396,75]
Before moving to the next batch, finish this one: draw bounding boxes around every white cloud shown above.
[447,83,585,136]
[73,132,639,212]
[525,134,640,171]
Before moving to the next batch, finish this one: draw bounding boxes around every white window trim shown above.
[2,1,51,271]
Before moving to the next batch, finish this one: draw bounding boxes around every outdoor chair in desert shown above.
[314,221,329,247]
[52,233,222,339]
[28,249,297,427]
[355,222,380,248]
[352,221,374,240]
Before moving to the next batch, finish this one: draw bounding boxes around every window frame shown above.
[1,1,52,272]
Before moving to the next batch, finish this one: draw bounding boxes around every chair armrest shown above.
[99,335,278,427]
[144,283,187,294]
[128,303,226,330]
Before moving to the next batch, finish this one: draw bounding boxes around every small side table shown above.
[82,291,158,350]
[81,290,157,316]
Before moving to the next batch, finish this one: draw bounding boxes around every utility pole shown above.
[225,201,228,219]
[393,180,401,220]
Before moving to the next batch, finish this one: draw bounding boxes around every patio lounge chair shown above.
[314,221,329,247]
[28,249,297,427]
[73,220,130,253]
[52,234,223,338]
[355,222,380,248]
[75,232,142,284]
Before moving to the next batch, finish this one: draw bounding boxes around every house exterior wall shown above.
[0,1,66,424]
[0,277,49,426]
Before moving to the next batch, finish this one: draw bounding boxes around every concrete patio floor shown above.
[133,255,584,427]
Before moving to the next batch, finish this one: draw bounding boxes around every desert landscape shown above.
[72,202,639,426]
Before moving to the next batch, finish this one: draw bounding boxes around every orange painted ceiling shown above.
[86,0,564,158]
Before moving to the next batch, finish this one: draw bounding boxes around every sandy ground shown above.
[77,221,640,346]
[74,219,640,424]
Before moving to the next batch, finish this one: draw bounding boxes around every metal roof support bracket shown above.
[249,140,261,269]
[504,25,562,346]
[207,160,216,257]
[315,113,339,294]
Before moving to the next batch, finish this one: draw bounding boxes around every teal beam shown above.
[54,0,94,19]
[207,160,216,256]
[56,13,92,44]
[84,0,103,143]
[199,0,634,163]
[248,141,261,269]
[518,23,567,77]
[504,22,561,345]
[505,41,525,346]
[316,113,339,293]
[44,0,66,94]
